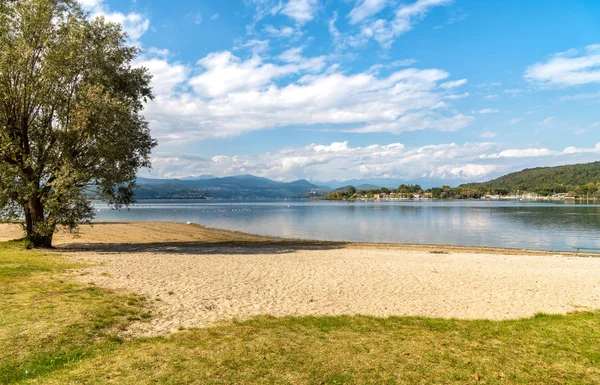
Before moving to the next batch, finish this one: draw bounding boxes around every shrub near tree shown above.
[0,0,156,247]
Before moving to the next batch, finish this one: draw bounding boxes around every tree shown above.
[583,182,598,196]
[0,0,156,247]
[347,186,356,196]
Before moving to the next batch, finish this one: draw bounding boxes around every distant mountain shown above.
[133,175,330,199]
[180,174,215,180]
[132,162,600,200]
[460,161,600,194]
[355,184,385,191]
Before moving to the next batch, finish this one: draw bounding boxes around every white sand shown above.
[3,222,600,335]
[70,245,600,335]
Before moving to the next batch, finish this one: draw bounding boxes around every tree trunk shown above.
[24,197,54,248]
[29,233,53,248]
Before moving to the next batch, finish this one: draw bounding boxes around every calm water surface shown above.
[92,200,600,252]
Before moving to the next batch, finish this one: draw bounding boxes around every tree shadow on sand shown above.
[58,240,348,255]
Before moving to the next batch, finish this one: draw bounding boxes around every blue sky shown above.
[81,0,600,184]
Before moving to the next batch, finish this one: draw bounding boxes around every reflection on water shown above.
[92,200,600,252]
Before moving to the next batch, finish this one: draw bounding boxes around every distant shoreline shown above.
[318,196,600,202]
[94,196,600,203]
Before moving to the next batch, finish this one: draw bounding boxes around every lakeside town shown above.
[319,185,600,202]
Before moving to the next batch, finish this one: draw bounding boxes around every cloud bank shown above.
[137,49,472,142]
[144,141,600,182]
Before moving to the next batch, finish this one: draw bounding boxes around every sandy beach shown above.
[2,221,600,335]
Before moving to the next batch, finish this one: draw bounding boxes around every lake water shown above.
[92,200,600,252]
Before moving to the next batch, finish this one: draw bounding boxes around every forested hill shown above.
[461,162,600,195]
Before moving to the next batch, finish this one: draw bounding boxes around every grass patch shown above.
[1,241,600,384]
[0,241,148,384]
[0,239,68,280]
[32,313,600,384]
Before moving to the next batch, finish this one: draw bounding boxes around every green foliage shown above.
[461,161,600,196]
[0,0,156,246]
[397,184,421,194]
[325,184,426,200]
[325,189,352,200]
[324,162,600,201]
[428,186,491,199]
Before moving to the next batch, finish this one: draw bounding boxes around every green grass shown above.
[2,241,600,384]
[0,240,148,384]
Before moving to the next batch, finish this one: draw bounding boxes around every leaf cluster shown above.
[0,0,156,237]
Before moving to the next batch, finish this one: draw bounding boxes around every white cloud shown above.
[429,164,498,179]
[281,0,318,25]
[144,138,600,181]
[134,57,188,97]
[137,51,474,141]
[369,59,418,74]
[237,39,271,55]
[278,47,305,63]
[439,78,467,89]
[348,0,390,24]
[146,141,504,181]
[482,148,554,159]
[480,131,497,139]
[351,113,474,134]
[360,0,452,48]
[525,44,600,86]
[474,108,499,114]
[328,12,341,42]
[560,91,600,101]
[248,0,446,49]
[188,51,326,97]
[244,0,283,23]
[483,143,600,159]
[82,0,149,41]
[264,25,299,38]
[146,47,170,58]
[443,92,469,100]
[79,0,102,7]
[445,12,468,25]
[563,143,600,154]
[477,81,501,88]
[210,13,220,21]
